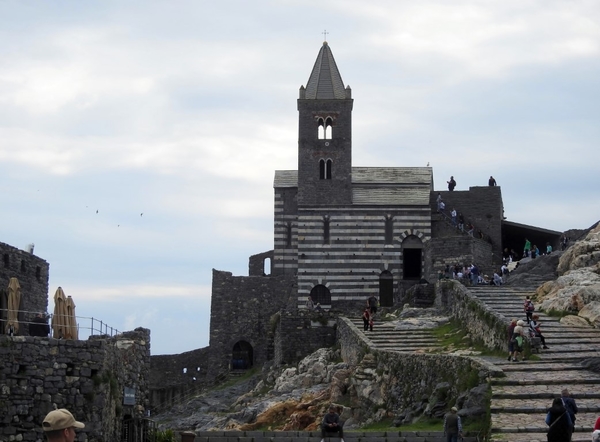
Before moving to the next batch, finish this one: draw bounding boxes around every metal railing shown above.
[0,307,120,339]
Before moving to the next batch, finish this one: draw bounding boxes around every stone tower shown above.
[297,41,353,206]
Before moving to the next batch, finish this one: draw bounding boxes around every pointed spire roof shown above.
[304,42,347,99]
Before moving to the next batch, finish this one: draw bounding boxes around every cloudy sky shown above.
[1,1,598,355]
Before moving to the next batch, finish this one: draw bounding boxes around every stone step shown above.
[491,397,600,413]
[192,431,480,442]
[492,383,600,399]
[490,432,591,441]
[491,411,598,433]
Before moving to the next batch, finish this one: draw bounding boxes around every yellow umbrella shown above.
[65,295,79,340]
[51,287,68,339]
[6,278,21,334]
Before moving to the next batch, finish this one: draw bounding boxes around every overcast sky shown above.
[1,1,598,355]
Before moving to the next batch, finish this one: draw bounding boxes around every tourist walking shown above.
[561,388,577,434]
[507,319,517,361]
[443,406,462,442]
[524,296,535,323]
[367,295,378,315]
[362,308,372,331]
[545,397,572,442]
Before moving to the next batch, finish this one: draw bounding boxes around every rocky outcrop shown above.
[535,224,600,325]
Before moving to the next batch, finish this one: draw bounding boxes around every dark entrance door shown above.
[379,271,394,307]
[403,248,422,279]
[232,340,253,370]
[310,284,331,307]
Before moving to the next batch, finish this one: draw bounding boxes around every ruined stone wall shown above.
[0,241,49,335]
[274,310,337,366]
[149,347,210,411]
[249,251,274,277]
[430,186,504,263]
[0,328,150,442]
[207,270,296,380]
[424,236,494,282]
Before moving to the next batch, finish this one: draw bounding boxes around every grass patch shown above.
[215,367,259,390]
[430,321,505,357]
[545,309,576,319]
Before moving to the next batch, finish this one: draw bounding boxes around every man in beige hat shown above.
[42,409,84,442]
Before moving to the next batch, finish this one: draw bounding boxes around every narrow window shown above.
[326,159,332,180]
[36,266,41,281]
[323,217,330,245]
[20,260,26,273]
[286,222,292,247]
[317,118,325,139]
[3,254,9,268]
[385,216,394,244]
[319,159,326,179]
[325,117,333,139]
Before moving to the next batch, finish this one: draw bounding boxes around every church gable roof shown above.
[352,167,432,185]
[304,42,346,99]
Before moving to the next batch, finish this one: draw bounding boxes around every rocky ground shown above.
[154,221,600,435]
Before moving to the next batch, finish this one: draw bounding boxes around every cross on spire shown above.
[322,30,329,42]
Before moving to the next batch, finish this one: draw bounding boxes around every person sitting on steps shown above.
[320,405,344,442]
[529,314,549,349]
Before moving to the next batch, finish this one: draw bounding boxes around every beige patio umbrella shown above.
[6,278,21,334]
[64,295,79,340]
[51,287,68,339]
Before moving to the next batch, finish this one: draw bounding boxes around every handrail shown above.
[0,307,120,339]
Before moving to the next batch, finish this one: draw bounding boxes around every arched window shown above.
[319,159,332,180]
[310,284,331,306]
[317,117,333,139]
[263,257,271,276]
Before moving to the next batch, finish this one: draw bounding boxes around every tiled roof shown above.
[352,187,431,205]
[273,170,298,188]
[352,167,432,185]
[304,42,346,99]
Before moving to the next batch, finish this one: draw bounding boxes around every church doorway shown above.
[231,340,253,370]
[379,271,394,307]
[310,284,331,307]
[402,235,423,280]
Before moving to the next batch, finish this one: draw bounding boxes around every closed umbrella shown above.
[64,295,79,340]
[51,287,68,339]
[6,278,21,334]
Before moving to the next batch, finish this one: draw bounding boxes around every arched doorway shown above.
[379,271,394,307]
[231,340,253,370]
[402,235,423,280]
[310,284,331,307]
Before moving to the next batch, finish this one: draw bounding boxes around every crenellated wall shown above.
[0,328,150,442]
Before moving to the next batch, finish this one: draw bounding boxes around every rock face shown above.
[535,223,600,325]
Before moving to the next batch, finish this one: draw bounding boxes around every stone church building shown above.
[150,42,561,406]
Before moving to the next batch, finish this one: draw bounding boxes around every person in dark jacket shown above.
[320,406,344,442]
[443,406,462,442]
[545,397,572,442]
[561,388,578,433]
[29,313,50,337]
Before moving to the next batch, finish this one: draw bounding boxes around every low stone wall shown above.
[0,328,150,442]
[337,317,502,411]
[435,280,508,351]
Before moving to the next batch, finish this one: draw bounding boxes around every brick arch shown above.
[397,229,428,243]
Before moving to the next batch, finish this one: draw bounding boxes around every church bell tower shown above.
[297,42,353,206]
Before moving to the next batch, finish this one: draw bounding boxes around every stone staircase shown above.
[348,318,441,353]
[469,285,600,441]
